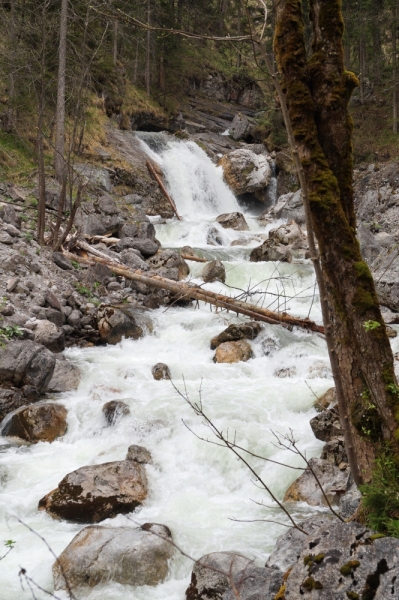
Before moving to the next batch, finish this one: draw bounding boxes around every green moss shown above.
[340,560,360,576]
[352,288,376,315]
[346,592,359,600]
[368,533,386,541]
[354,261,373,282]
[302,576,323,591]
[274,584,286,600]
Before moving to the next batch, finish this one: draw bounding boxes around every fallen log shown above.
[180,253,207,263]
[63,251,324,334]
[146,160,181,221]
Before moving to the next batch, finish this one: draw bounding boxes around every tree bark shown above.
[274,0,398,482]
[54,0,69,181]
[394,3,398,135]
[145,0,151,96]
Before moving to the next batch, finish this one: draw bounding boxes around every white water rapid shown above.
[0,135,371,600]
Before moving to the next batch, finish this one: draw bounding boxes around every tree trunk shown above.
[113,19,118,64]
[274,0,398,482]
[145,0,151,96]
[54,0,69,181]
[394,4,398,135]
[5,0,16,133]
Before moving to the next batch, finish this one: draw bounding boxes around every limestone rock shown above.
[211,323,262,349]
[39,459,148,522]
[97,305,152,345]
[219,149,271,199]
[373,248,399,310]
[33,320,65,353]
[358,223,382,264]
[310,408,343,442]
[126,445,152,464]
[216,212,249,231]
[147,250,189,280]
[120,248,149,270]
[264,189,305,224]
[229,113,253,141]
[283,457,349,507]
[47,360,81,393]
[52,252,73,271]
[0,388,25,423]
[127,238,159,257]
[0,340,55,398]
[102,400,130,425]
[0,205,21,228]
[152,363,171,380]
[53,523,174,590]
[250,241,292,263]
[222,566,282,600]
[207,226,224,246]
[314,387,336,412]
[202,259,226,284]
[1,402,67,443]
[214,340,253,363]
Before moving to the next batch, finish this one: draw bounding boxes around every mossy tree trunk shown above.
[274,0,398,482]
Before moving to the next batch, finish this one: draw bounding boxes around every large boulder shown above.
[53,523,174,590]
[97,304,153,345]
[147,250,189,281]
[250,241,292,263]
[250,220,307,262]
[47,359,81,393]
[283,457,349,507]
[213,340,253,363]
[229,113,253,141]
[0,388,26,423]
[127,238,159,257]
[216,212,249,231]
[1,402,67,443]
[202,259,226,284]
[222,566,282,600]
[358,223,382,264]
[211,323,262,349]
[310,408,343,442]
[33,320,65,353]
[0,340,55,398]
[283,520,399,600]
[219,149,271,201]
[264,189,305,224]
[372,249,399,311]
[39,460,148,522]
[119,248,149,271]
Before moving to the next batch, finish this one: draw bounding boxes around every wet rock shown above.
[314,387,336,412]
[219,149,271,200]
[97,305,152,345]
[216,212,249,231]
[250,241,292,263]
[274,366,297,378]
[222,566,283,600]
[229,112,253,141]
[1,402,67,443]
[147,250,189,280]
[264,189,305,224]
[339,483,362,520]
[126,445,152,464]
[202,259,226,283]
[52,252,73,271]
[250,221,306,263]
[266,515,335,572]
[211,323,262,349]
[33,320,65,353]
[283,457,349,507]
[214,340,253,363]
[310,408,343,442]
[185,551,253,600]
[207,226,224,246]
[39,459,148,522]
[283,520,399,600]
[152,363,171,380]
[53,523,174,590]
[47,359,81,393]
[0,340,55,398]
[0,388,25,423]
[102,400,130,425]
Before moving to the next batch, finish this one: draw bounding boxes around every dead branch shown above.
[146,160,181,220]
[180,253,207,263]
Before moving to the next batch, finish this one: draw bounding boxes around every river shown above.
[0,134,334,599]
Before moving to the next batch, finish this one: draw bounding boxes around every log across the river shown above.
[63,251,324,334]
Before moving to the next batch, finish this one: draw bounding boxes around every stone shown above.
[250,241,292,263]
[74,164,112,192]
[47,360,81,393]
[33,320,65,353]
[97,305,153,345]
[0,231,14,245]
[207,226,224,246]
[321,438,348,467]
[39,459,148,522]
[0,388,25,423]
[310,408,343,442]
[216,212,249,231]
[6,276,20,292]
[83,214,107,236]
[214,340,253,363]
[358,223,382,264]
[124,193,143,205]
[0,205,21,228]
[126,445,152,464]
[339,483,362,520]
[120,248,149,271]
[102,400,130,425]
[152,363,171,380]
[211,323,262,349]
[219,149,271,199]
[222,566,283,600]
[53,523,174,590]
[67,309,82,328]
[314,387,336,412]
[147,250,189,280]
[283,520,399,600]
[185,551,253,600]
[119,222,139,238]
[97,194,119,215]
[202,259,226,283]
[1,402,67,443]
[283,457,349,507]
[229,112,253,141]
[0,340,55,397]
[45,290,62,312]
[45,308,64,328]
[107,281,122,291]
[4,223,20,237]
[127,238,159,257]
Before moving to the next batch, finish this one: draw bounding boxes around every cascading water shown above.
[0,133,346,600]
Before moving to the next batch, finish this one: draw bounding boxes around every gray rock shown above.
[97,194,119,215]
[207,226,224,246]
[0,340,55,397]
[310,408,343,442]
[97,304,153,344]
[358,223,382,264]
[128,238,159,257]
[152,363,171,380]
[321,438,347,467]
[53,523,174,590]
[124,193,143,205]
[1,402,67,443]
[126,445,152,464]
[210,323,262,349]
[120,248,149,270]
[45,308,64,328]
[222,566,282,600]
[6,276,19,292]
[67,309,82,328]
[45,291,62,312]
[74,164,112,192]
[0,205,21,228]
[216,212,249,231]
[39,459,148,523]
[0,231,14,245]
[33,320,65,353]
[219,149,271,198]
[119,223,139,238]
[83,214,107,236]
[107,281,122,291]
[283,457,349,507]
[202,259,226,284]
[229,112,253,141]
[372,249,399,311]
[0,388,25,423]
[250,242,292,263]
[4,223,20,237]
[339,483,362,520]
[266,190,305,224]
[186,552,254,600]
[147,250,189,280]
[102,400,130,424]
[47,359,81,393]
[283,521,399,600]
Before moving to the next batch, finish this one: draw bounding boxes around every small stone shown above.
[45,290,62,312]
[202,259,226,283]
[33,320,65,353]
[126,445,152,464]
[102,400,130,425]
[152,363,171,380]
[214,340,253,363]
[6,277,20,292]
[0,231,15,245]
[107,281,122,291]
[67,309,82,328]
[216,212,249,231]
